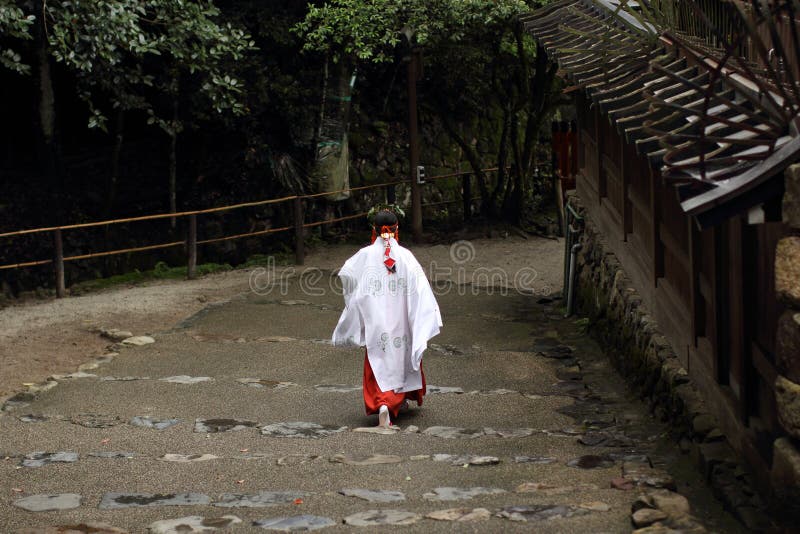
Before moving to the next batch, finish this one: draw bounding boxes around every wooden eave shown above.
[523,0,798,228]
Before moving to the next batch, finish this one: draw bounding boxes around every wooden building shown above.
[524,0,800,510]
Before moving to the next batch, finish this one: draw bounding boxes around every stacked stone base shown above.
[773,164,800,522]
[569,196,773,530]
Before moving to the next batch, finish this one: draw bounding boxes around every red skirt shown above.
[363,350,425,418]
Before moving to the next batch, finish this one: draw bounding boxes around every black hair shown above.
[373,210,398,227]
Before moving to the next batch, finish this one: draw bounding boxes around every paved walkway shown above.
[1,265,744,532]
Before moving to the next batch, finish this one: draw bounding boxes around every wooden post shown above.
[462,173,471,221]
[294,197,305,265]
[408,49,423,242]
[621,143,631,241]
[187,214,197,280]
[53,229,65,298]
[555,179,566,238]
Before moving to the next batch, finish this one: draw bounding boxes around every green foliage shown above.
[295,0,529,62]
[296,0,561,222]
[0,0,34,74]
[41,0,256,131]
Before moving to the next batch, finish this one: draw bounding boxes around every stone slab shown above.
[496,504,591,522]
[16,523,126,533]
[260,422,347,439]
[514,456,558,464]
[483,427,536,438]
[422,487,506,501]
[338,488,405,502]
[237,379,297,389]
[99,493,210,510]
[330,453,402,465]
[22,452,79,468]
[88,451,135,459]
[516,482,599,495]
[159,376,213,384]
[71,413,121,428]
[13,493,82,512]
[432,454,500,466]
[276,454,320,466]
[566,454,616,469]
[148,515,242,533]
[343,510,421,526]
[160,454,219,462]
[425,508,491,522]
[426,385,465,394]
[130,416,181,430]
[213,491,310,508]
[421,426,484,439]
[194,418,257,433]
[254,515,336,531]
[121,336,155,346]
[351,426,399,435]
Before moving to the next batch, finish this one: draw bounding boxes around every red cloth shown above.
[363,350,425,418]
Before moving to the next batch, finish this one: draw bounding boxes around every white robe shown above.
[332,237,442,393]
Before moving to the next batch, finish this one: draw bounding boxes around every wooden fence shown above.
[0,168,499,298]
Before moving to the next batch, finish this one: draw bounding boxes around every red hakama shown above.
[363,351,425,419]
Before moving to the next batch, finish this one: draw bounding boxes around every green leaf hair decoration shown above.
[367,203,405,225]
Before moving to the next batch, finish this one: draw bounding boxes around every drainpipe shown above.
[565,239,582,317]
[563,201,584,317]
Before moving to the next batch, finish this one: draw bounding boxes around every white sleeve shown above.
[331,264,365,347]
[407,257,442,370]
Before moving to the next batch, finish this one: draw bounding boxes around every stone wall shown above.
[772,164,800,517]
[567,195,771,530]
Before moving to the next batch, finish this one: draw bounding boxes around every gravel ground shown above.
[0,235,563,401]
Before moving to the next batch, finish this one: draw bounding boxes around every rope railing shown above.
[0,166,501,296]
[0,194,301,239]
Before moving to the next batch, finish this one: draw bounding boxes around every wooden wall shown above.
[574,91,785,476]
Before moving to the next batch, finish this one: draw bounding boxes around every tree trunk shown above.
[520,45,557,178]
[435,112,493,217]
[106,110,125,218]
[102,110,125,277]
[491,108,511,209]
[35,5,62,224]
[504,114,525,223]
[169,96,179,228]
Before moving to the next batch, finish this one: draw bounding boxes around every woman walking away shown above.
[332,206,442,428]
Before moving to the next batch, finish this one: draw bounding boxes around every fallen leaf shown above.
[100,438,111,444]
[236,480,245,485]
[293,498,303,505]
[12,488,23,493]
[239,449,249,452]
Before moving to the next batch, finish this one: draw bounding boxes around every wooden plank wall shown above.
[575,95,784,477]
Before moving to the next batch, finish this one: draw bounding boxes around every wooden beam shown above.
[622,143,632,240]
[651,166,664,285]
[682,134,800,216]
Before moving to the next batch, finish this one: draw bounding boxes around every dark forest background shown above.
[0,0,562,297]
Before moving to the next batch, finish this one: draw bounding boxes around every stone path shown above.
[0,271,745,533]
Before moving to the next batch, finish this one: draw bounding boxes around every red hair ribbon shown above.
[371,224,399,273]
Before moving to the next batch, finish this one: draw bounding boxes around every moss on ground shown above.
[70,261,233,295]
